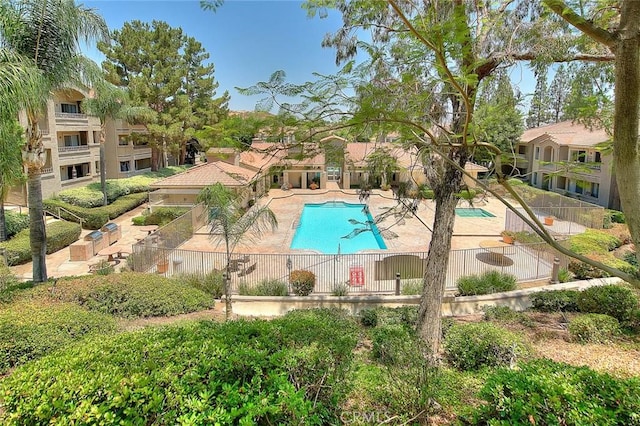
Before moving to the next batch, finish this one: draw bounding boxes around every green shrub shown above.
[456,270,517,296]
[470,359,640,425]
[174,270,224,298]
[482,306,532,326]
[419,186,434,199]
[142,207,189,226]
[558,266,572,282]
[577,284,638,322]
[43,192,148,230]
[569,313,621,344]
[289,269,316,296]
[360,308,378,327]
[238,279,289,296]
[0,220,81,265]
[331,282,349,296]
[131,215,146,226]
[401,279,423,295]
[0,310,358,425]
[530,289,581,312]
[53,272,214,318]
[371,324,421,366]
[443,322,530,371]
[0,263,19,293]
[0,301,116,373]
[568,254,635,280]
[513,231,543,243]
[4,211,29,238]
[456,188,477,200]
[92,259,114,276]
[606,209,626,224]
[569,228,622,254]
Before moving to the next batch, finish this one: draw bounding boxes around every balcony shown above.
[55,111,90,128]
[55,112,86,119]
[134,144,150,149]
[58,145,90,153]
[41,167,53,175]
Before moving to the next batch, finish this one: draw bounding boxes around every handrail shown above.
[44,207,84,228]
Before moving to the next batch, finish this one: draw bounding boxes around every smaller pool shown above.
[455,208,496,218]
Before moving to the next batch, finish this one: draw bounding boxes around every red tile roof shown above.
[150,162,255,188]
[521,121,609,147]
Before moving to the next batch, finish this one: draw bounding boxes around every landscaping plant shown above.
[290,270,316,296]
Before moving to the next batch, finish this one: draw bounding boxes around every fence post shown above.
[550,257,560,284]
[395,272,401,295]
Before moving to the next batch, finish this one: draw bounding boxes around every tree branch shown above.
[543,0,617,51]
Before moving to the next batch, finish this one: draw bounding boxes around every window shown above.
[594,151,602,163]
[572,150,587,163]
[591,182,600,198]
[532,172,538,185]
[574,180,585,194]
[518,145,526,155]
[120,161,130,172]
[534,147,540,160]
[95,161,100,173]
[118,137,129,146]
[64,134,80,146]
[61,103,79,114]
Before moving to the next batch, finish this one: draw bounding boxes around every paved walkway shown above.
[11,204,150,281]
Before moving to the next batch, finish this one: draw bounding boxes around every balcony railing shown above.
[58,145,90,153]
[41,167,53,175]
[133,144,150,149]
[55,112,87,119]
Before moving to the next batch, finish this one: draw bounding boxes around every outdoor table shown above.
[97,245,125,262]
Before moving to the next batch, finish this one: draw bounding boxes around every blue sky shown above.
[83,0,348,111]
[83,0,535,112]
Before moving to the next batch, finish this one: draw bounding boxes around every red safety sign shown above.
[349,265,365,286]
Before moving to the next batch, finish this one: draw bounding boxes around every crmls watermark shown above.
[340,411,392,424]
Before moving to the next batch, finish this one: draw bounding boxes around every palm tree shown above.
[197,183,277,319]
[82,81,155,206]
[0,120,26,241]
[0,0,109,282]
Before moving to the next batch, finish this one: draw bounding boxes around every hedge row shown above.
[0,309,358,425]
[52,272,214,318]
[567,229,636,279]
[4,211,29,239]
[0,300,117,373]
[44,192,148,229]
[0,221,81,266]
[57,166,189,208]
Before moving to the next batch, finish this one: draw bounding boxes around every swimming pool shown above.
[455,208,496,218]
[290,202,387,254]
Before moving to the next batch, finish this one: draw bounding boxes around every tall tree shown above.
[526,70,551,128]
[99,20,228,170]
[543,0,640,266]
[473,71,524,162]
[548,65,570,122]
[0,0,109,282]
[82,81,155,205]
[197,183,277,319]
[0,120,26,241]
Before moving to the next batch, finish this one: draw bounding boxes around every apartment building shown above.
[10,89,153,204]
[516,121,619,209]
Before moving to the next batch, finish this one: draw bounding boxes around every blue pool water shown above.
[455,208,496,218]
[290,202,387,254]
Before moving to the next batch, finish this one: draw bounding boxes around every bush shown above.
[530,289,581,312]
[0,301,116,373]
[238,279,289,296]
[92,259,114,276]
[174,270,224,298]
[131,215,146,226]
[568,254,635,280]
[0,220,81,265]
[569,313,621,344]
[360,308,378,327]
[482,306,532,326]
[443,322,530,371]
[4,211,29,238]
[456,188,477,200]
[606,209,626,224]
[331,282,349,296]
[371,324,421,366]
[470,359,640,425]
[577,284,638,322]
[289,269,316,296]
[0,263,19,294]
[140,207,189,226]
[52,272,214,318]
[43,192,148,229]
[558,267,572,282]
[0,309,358,425]
[569,228,622,254]
[456,270,517,296]
[401,279,423,295]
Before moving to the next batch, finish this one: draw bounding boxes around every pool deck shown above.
[8,188,512,281]
[182,187,508,254]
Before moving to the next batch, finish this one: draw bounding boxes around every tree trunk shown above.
[417,154,465,359]
[100,127,108,206]
[28,168,47,282]
[613,1,640,265]
[224,242,233,320]
[0,197,6,242]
